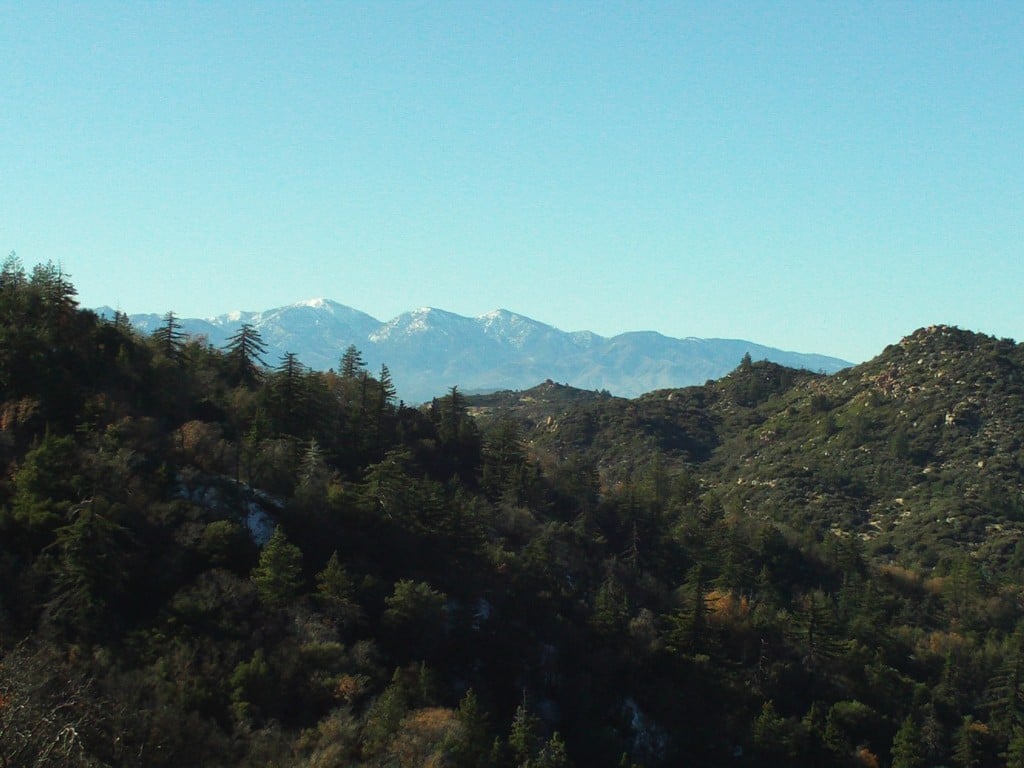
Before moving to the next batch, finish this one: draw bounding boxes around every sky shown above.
[2,1,1022,363]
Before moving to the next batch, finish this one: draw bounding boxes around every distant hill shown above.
[474,325,1024,573]
[98,299,851,403]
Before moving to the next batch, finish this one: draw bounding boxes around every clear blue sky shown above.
[3,1,1022,362]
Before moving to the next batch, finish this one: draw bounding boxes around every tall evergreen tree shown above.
[786,590,843,670]
[443,688,493,768]
[890,715,925,768]
[270,351,307,436]
[1006,725,1024,768]
[509,698,542,767]
[340,344,366,379]
[251,526,304,608]
[952,715,983,768]
[151,310,186,361]
[378,363,396,406]
[482,418,527,502]
[665,564,712,656]
[44,500,132,640]
[30,261,78,314]
[0,252,27,291]
[224,322,268,384]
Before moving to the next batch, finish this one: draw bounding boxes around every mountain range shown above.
[99,299,851,403]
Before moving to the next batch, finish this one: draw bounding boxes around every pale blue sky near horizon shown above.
[2,1,1022,363]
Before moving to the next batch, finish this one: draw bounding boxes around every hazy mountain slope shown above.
[486,325,1024,573]
[700,325,1024,567]
[102,300,851,403]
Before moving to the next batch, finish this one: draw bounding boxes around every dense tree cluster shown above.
[3,259,1024,766]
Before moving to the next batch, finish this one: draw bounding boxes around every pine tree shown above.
[44,500,131,640]
[1006,725,1024,768]
[952,715,982,768]
[151,310,186,361]
[224,322,268,384]
[382,579,448,659]
[716,523,754,596]
[317,548,362,626]
[536,732,571,768]
[30,261,78,315]
[361,669,411,757]
[482,418,527,502]
[509,698,541,767]
[987,629,1024,738]
[591,572,630,636]
[443,688,493,768]
[251,526,304,607]
[270,351,307,435]
[378,363,396,406]
[919,700,947,766]
[799,701,829,767]
[890,715,925,768]
[316,551,355,604]
[365,363,396,458]
[752,700,788,758]
[665,564,712,656]
[0,251,26,290]
[340,344,366,378]
[787,590,843,670]
[297,437,328,494]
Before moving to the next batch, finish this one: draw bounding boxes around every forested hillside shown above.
[3,257,1024,768]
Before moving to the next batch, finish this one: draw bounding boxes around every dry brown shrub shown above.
[706,589,750,623]
[856,745,880,767]
[878,563,921,591]
[386,707,461,768]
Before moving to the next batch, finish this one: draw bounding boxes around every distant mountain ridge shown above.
[98,299,852,403]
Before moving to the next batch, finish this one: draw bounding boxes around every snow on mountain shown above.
[477,309,550,347]
[110,299,852,403]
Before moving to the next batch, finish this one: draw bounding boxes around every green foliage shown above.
[382,579,447,660]
[198,519,254,570]
[316,550,355,603]
[891,715,925,768]
[44,499,133,639]
[11,432,84,532]
[360,668,412,757]
[152,310,186,361]
[340,344,366,378]
[953,715,989,768]
[751,699,790,759]
[251,525,304,608]
[665,565,712,657]
[591,572,631,636]
[483,418,529,502]
[314,550,361,632]
[223,322,267,384]
[509,699,542,766]
[1006,725,1024,768]
[230,648,273,721]
[442,688,494,768]
[823,700,881,759]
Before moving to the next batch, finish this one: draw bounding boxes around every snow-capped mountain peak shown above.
[108,298,851,403]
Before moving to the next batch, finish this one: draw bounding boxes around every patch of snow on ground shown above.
[246,502,275,546]
[624,697,669,760]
